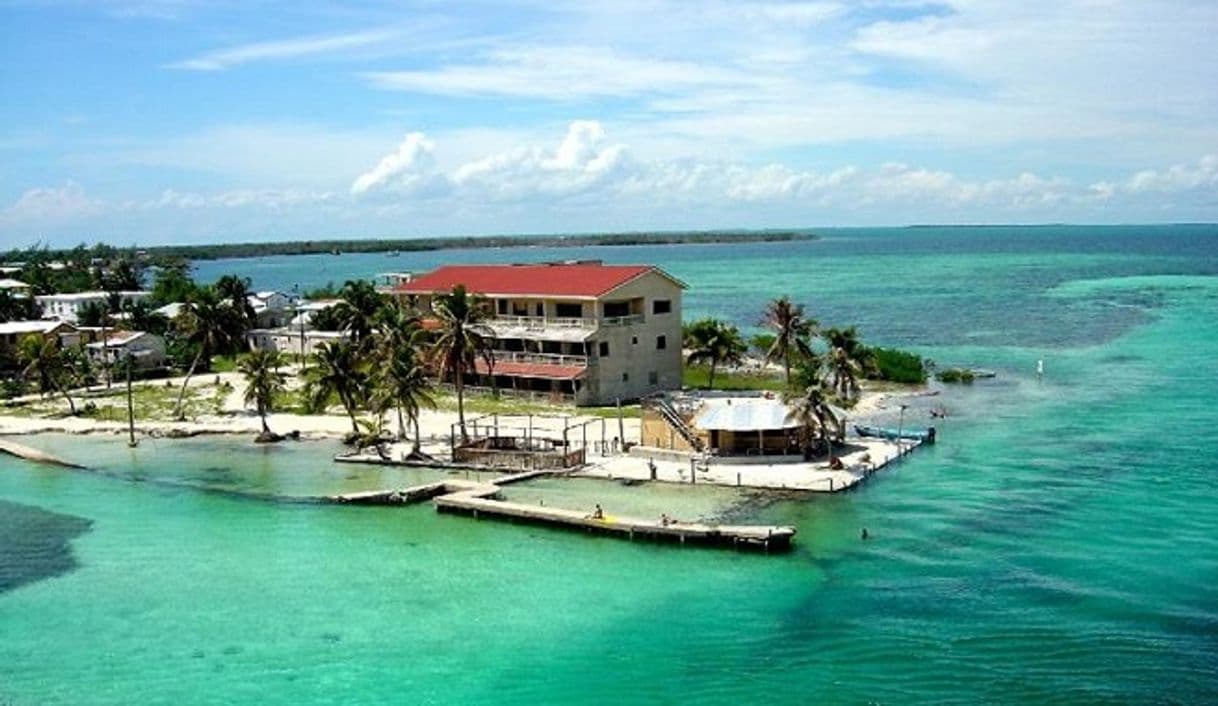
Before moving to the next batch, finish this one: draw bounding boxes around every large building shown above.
[35,290,152,323]
[396,261,685,405]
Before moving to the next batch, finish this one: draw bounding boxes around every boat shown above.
[854,425,936,444]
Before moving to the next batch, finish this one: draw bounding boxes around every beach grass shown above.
[682,365,786,392]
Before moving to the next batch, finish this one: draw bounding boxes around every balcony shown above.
[489,351,589,367]
[490,315,596,329]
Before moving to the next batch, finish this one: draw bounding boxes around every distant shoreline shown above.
[140,230,817,262]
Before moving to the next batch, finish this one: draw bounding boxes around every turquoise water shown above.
[5,225,1218,703]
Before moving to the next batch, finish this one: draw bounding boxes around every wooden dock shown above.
[435,489,795,552]
[329,472,795,552]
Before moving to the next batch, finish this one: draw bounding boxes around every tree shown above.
[824,326,871,403]
[431,285,494,442]
[684,317,747,389]
[0,290,37,323]
[150,259,197,306]
[333,279,385,346]
[173,288,234,420]
[303,340,366,435]
[370,304,434,454]
[18,335,80,415]
[239,349,286,438]
[77,300,108,327]
[761,296,817,388]
[214,274,256,349]
[784,382,843,462]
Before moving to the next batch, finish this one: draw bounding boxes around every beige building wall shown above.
[583,271,683,404]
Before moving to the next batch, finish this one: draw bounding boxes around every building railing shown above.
[488,313,645,329]
[490,351,589,367]
[601,314,645,327]
[435,382,576,405]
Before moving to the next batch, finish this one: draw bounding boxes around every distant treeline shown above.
[2,230,815,265]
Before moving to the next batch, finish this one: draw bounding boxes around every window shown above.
[535,303,544,317]
[599,341,609,357]
[652,299,672,314]
[497,299,508,315]
[556,302,582,318]
[603,301,630,318]
[631,336,638,345]
[648,371,658,385]
[622,372,629,382]
[656,335,667,350]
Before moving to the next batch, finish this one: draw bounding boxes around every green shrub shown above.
[937,367,975,384]
[868,347,928,384]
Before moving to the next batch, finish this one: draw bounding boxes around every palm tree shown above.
[824,326,871,403]
[303,340,366,435]
[371,303,435,452]
[761,296,817,388]
[215,274,256,347]
[431,285,494,442]
[784,382,843,462]
[684,317,747,389]
[239,349,287,438]
[18,335,79,415]
[333,279,385,346]
[173,288,234,420]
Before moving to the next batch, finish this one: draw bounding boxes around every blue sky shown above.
[1,0,1216,247]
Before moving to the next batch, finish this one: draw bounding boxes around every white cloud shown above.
[1,181,105,224]
[1121,155,1218,194]
[8,128,1216,244]
[349,132,444,196]
[362,46,753,100]
[167,30,396,71]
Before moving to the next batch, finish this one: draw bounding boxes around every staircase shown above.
[649,396,704,452]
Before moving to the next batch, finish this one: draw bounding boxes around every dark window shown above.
[652,299,672,314]
[603,301,630,318]
[556,302,582,318]
[599,341,609,357]
[497,299,508,314]
[631,336,638,345]
[622,372,629,382]
[656,335,667,350]
[536,303,544,317]
[648,371,658,385]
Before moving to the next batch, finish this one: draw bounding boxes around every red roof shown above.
[473,359,586,380]
[395,263,664,298]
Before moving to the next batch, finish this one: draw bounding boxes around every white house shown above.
[36,291,152,323]
[86,330,167,371]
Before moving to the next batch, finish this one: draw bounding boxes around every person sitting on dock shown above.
[660,513,670,526]
[590,504,604,520]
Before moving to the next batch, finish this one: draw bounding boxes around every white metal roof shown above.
[693,397,799,432]
[0,320,71,335]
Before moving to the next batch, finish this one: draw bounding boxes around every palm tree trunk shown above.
[342,395,359,434]
[412,414,422,455]
[455,363,468,442]
[395,403,406,441]
[784,358,791,389]
[55,379,76,416]
[174,348,203,420]
[259,401,270,434]
[708,360,717,389]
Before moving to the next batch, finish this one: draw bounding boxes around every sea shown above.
[2,225,1217,704]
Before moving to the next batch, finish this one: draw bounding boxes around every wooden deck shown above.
[329,471,795,552]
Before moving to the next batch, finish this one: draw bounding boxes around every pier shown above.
[328,470,795,552]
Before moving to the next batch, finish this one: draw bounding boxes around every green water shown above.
[4,226,1218,703]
